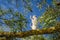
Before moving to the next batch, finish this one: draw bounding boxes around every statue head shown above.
[33,15,36,18]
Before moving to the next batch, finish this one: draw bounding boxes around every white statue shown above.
[30,15,37,30]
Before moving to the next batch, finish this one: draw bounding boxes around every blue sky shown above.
[0,0,53,31]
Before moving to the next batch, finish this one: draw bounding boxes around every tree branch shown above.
[0,24,60,38]
[0,22,60,38]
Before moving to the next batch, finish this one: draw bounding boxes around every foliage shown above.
[38,0,60,40]
[0,8,27,40]
[38,7,59,27]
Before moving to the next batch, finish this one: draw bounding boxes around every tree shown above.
[0,8,28,40]
[0,0,60,40]
[38,0,60,40]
